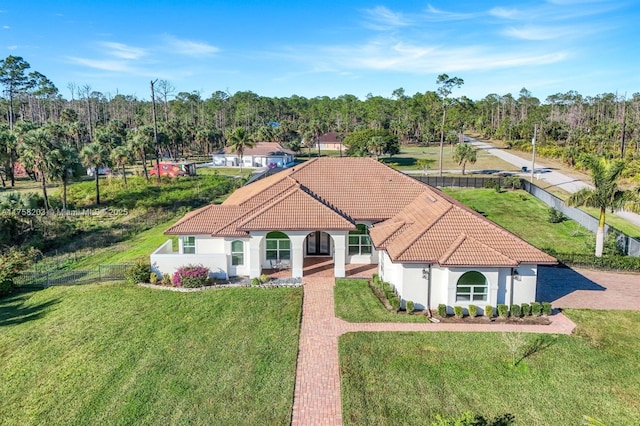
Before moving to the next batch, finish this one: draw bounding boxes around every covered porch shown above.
[263,257,377,279]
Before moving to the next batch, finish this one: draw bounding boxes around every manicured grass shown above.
[443,188,593,254]
[334,279,428,323]
[339,309,640,425]
[67,219,178,268]
[0,283,302,425]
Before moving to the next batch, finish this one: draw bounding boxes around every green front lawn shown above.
[443,188,593,254]
[334,279,428,323]
[1,283,302,425]
[340,309,640,425]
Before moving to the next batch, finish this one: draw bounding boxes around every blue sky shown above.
[2,1,638,101]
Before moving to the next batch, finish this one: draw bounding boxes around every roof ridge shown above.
[165,204,215,233]
[438,233,468,265]
[440,234,518,266]
[236,184,302,227]
[297,183,355,224]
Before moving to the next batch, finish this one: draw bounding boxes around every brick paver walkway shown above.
[290,277,577,425]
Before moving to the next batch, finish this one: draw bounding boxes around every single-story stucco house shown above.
[151,157,556,312]
[211,142,295,168]
[316,131,344,152]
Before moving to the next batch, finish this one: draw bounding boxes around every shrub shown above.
[531,302,542,316]
[125,261,151,284]
[389,296,401,311]
[173,264,210,288]
[542,302,553,316]
[259,274,271,284]
[437,304,448,317]
[484,305,494,318]
[149,272,158,284]
[453,306,464,318]
[547,207,567,223]
[521,303,531,316]
[510,304,521,318]
[160,273,172,286]
[251,277,260,286]
[468,304,478,317]
[371,273,381,286]
[484,180,500,190]
[502,176,522,190]
[405,300,415,314]
[498,304,509,318]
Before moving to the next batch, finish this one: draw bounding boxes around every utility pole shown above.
[530,124,537,183]
[150,79,161,183]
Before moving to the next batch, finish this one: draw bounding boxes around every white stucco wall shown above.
[379,255,539,314]
[512,265,538,305]
[151,240,229,279]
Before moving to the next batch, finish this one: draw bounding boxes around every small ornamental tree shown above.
[173,264,210,288]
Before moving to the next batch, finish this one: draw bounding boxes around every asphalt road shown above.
[467,136,640,228]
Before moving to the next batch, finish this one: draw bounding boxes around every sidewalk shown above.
[468,136,640,228]
[290,277,576,425]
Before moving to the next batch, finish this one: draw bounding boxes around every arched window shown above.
[456,271,488,302]
[231,240,244,266]
[348,224,372,255]
[266,231,290,261]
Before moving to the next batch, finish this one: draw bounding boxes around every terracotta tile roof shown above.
[317,132,342,143]
[371,190,557,266]
[166,157,556,266]
[237,184,355,231]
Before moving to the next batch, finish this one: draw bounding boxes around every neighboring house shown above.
[211,142,295,168]
[316,131,344,152]
[151,157,555,312]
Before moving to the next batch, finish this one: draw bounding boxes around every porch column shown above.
[249,234,264,278]
[289,234,306,278]
[330,232,346,278]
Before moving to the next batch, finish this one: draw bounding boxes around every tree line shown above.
[2,54,640,193]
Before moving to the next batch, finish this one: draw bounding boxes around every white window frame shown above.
[183,236,196,254]
[265,232,291,261]
[348,224,372,256]
[456,271,488,302]
[231,240,244,266]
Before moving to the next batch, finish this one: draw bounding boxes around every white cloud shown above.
[99,42,147,60]
[7,45,17,50]
[163,35,219,56]
[424,4,480,21]
[362,6,412,29]
[2,25,9,29]
[67,57,133,72]
[489,7,520,19]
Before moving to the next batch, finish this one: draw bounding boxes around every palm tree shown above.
[129,126,154,181]
[567,156,633,257]
[227,127,255,172]
[368,136,385,160]
[452,143,477,175]
[81,142,110,205]
[110,145,132,187]
[49,142,80,210]
[20,128,55,209]
[436,74,464,177]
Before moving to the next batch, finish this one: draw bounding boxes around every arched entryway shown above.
[304,231,335,277]
[306,231,332,256]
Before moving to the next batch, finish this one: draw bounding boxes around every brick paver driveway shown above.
[538,266,640,310]
[291,276,577,425]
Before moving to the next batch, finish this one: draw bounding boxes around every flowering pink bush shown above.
[173,264,210,288]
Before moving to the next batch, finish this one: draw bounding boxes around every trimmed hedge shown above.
[438,304,447,317]
[546,250,640,271]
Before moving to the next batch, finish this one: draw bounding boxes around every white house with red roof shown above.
[211,142,295,168]
[151,157,555,311]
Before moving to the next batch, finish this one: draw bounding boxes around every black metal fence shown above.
[14,264,133,289]
[414,175,511,189]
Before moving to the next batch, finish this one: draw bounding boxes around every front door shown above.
[307,231,331,256]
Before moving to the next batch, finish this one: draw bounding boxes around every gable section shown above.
[237,184,356,231]
[165,205,248,236]
[438,234,518,266]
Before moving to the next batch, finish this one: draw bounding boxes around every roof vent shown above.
[427,195,437,202]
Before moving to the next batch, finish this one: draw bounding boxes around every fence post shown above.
[99,265,102,282]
